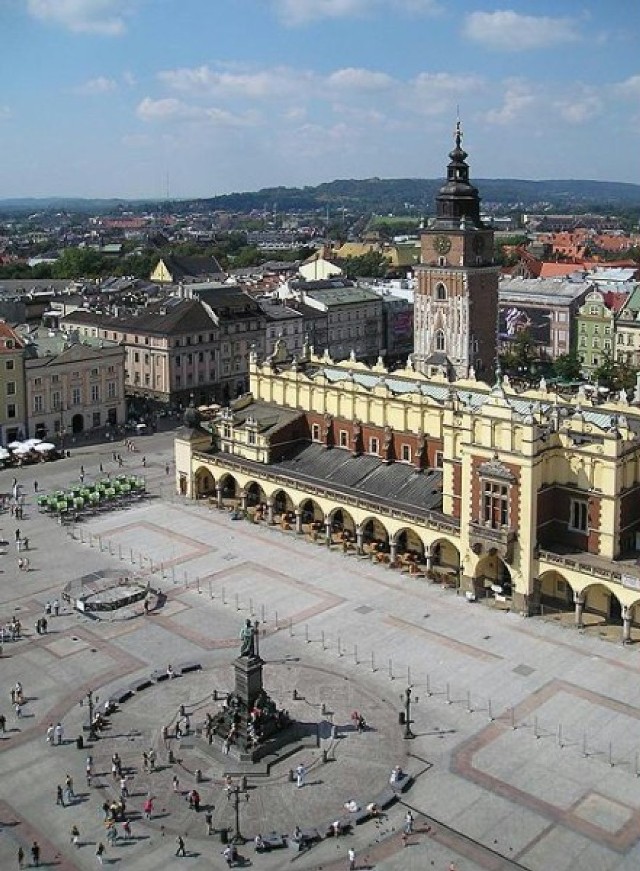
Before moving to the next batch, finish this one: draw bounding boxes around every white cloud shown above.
[158,65,306,100]
[136,97,258,128]
[75,76,118,96]
[272,0,439,26]
[26,0,131,36]
[614,75,640,98]
[554,89,603,124]
[411,72,484,115]
[485,80,537,124]
[463,10,579,51]
[326,68,394,91]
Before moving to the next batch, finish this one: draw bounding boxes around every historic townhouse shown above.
[175,129,640,640]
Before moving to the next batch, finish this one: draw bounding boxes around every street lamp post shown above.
[227,784,249,844]
[404,686,415,739]
[83,689,99,742]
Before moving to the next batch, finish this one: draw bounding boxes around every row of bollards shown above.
[73,527,640,775]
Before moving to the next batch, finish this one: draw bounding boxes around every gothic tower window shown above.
[435,330,446,352]
[435,282,447,300]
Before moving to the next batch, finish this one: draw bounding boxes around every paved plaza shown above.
[3,432,640,870]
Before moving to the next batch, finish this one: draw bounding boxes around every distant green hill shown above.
[1,178,639,215]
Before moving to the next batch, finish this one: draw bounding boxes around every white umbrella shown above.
[0,447,10,459]
[12,445,31,454]
[23,438,42,447]
[34,442,56,452]
[7,441,23,449]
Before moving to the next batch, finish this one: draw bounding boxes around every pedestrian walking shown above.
[30,841,40,867]
[172,774,180,793]
[165,463,170,475]
[122,820,131,840]
[15,701,22,718]
[53,600,59,616]
[205,809,213,836]
[95,842,105,865]
[54,722,64,745]
[46,723,54,744]
[348,846,356,870]
[142,456,146,467]
[56,785,64,806]
[296,763,306,788]
[119,776,128,797]
[17,846,25,868]
[70,825,80,847]
[34,481,38,493]
[143,797,153,819]
[0,713,6,733]
[175,834,186,857]
[404,810,414,835]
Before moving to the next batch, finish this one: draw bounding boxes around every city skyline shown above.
[1,0,639,199]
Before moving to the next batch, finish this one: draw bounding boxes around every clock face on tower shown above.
[432,235,451,255]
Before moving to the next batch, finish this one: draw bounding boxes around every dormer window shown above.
[223,424,231,439]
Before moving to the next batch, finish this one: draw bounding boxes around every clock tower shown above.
[413,122,499,382]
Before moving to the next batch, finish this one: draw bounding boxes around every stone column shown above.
[324,516,332,545]
[622,605,632,644]
[389,539,397,564]
[239,490,247,511]
[215,484,223,510]
[266,499,275,526]
[355,525,364,555]
[574,592,585,629]
[295,509,303,535]
[424,545,433,571]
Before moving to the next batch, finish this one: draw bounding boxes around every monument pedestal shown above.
[234,655,264,710]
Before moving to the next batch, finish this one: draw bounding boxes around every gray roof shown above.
[273,442,443,513]
[228,400,303,435]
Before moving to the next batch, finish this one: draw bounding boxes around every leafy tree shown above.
[339,250,390,279]
[553,353,582,382]
[500,330,538,374]
[51,248,109,279]
[593,354,638,392]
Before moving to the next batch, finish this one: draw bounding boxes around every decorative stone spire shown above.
[434,118,483,229]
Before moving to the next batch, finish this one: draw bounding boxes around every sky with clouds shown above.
[1,0,638,199]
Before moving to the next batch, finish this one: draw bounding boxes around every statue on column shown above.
[239,619,255,657]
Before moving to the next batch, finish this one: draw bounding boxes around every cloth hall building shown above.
[175,130,640,639]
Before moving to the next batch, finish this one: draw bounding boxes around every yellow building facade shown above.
[175,347,640,640]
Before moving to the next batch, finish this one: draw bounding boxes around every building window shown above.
[5,360,14,370]
[7,403,16,418]
[33,395,43,413]
[34,376,42,386]
[52,374,59,382]
[570,499,588,533]
[369,437,379,455]
[107,381,116,399]
[435,330,446,352]
[434,450,443,468]
[223,424,231,439]
[401,444,411,462]
[311,423,321,441]
[91,385,100,403]
[339,430,348,448]
[482,481,509,529]
[52,391,61,410]
[72,387,81,405]
[92,411,101,428]
[91,367,99,376]
[248,430,256,445]
[435,282,447,300]
[7,381,15,395]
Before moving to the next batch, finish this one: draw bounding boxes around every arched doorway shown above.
[538,570,573,615]
[194,466,215,498]
[583,583,622,624]
[245,481,267,508]
[430,538,460,584]
[330,508,356,538]
[361,517,390,550]
[474,552,512,599]
[71,414,84,434]
[219,474,238,503]
[272,489,294,517]
[299,498,323,525]
[394,528,425,562]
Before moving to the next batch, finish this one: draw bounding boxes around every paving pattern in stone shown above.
[3,433,640,870]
